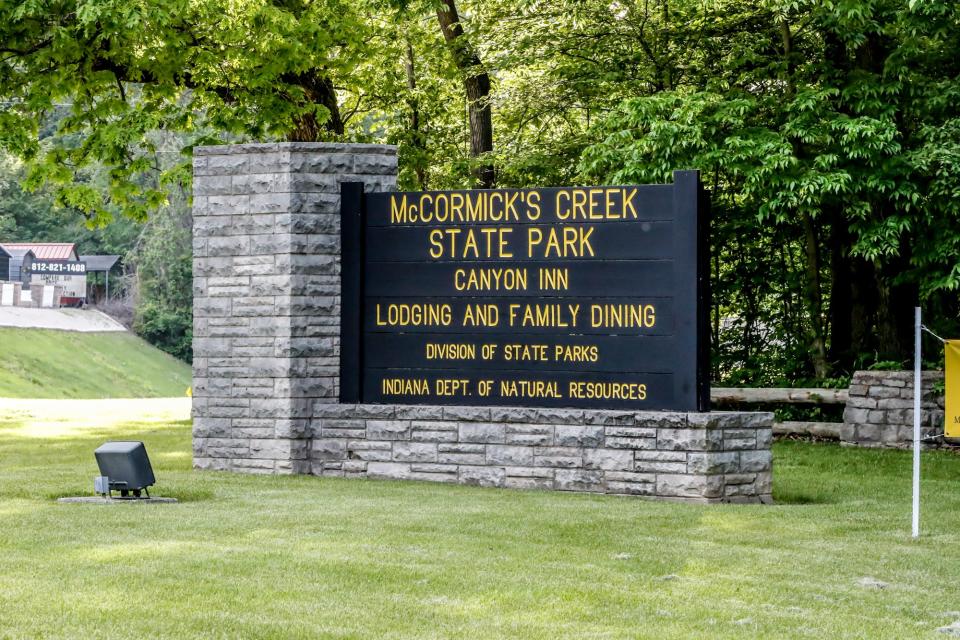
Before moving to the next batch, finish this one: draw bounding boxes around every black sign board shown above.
[340,170,710,411]
[30,260,87,275]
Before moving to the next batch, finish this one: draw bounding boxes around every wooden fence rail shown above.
[711,387,848,405]
[710,387,847,438]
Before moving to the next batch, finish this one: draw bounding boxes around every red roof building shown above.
[0,243,79,260]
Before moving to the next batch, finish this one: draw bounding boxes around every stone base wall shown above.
[195,405,773,503]
[842,370,944,448]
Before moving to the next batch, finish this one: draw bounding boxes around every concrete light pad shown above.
[56,497,179,504]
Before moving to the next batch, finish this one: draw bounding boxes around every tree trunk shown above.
[849,257,877,361]
[828,207,853,372]
[404,40,428,190]
[436,0,495,188]
[800,212,829,378]
[875,256,918,363]
[284,71,344,142]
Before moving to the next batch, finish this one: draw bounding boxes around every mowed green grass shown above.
[1,406,960,639]
[0,328,190,398]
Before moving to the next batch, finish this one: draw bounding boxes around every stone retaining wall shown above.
[841,370,944,448]
[191,143,774,502]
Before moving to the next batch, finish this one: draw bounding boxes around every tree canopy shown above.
[1,0,958,378]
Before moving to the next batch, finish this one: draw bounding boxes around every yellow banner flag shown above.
[945,340,960,437]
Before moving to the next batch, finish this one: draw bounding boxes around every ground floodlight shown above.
[94,441,156,498]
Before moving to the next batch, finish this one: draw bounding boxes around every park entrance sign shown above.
[340,170,710,412]
[191,143,771,502]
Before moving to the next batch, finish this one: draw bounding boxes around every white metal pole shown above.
[912,306,921,539]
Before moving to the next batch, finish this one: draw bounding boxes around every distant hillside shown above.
[0,328,191,398]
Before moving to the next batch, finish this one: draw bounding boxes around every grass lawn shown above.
[1,402,959,639]
[0,328,191,398]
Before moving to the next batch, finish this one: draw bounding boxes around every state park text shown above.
[339,172,710,411]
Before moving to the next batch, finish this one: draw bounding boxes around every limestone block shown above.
[607,480,657,496]
[604,426,657,439]
[554,425,604,447]
[530,408,586,425]
[345,446,391,462]
[656,474,723,500]
[438,443,486,465]
[395,406,446,420]
[274,419,310,438]
[554,469,604,492]
[635,450,687,462]
[443,406,492,421]
[633,460,688,474]
[367,462,411,480]
[582,448,634,471]
[635,412,689,428]
[458,422,506,444]
[723,437,756,451]
[605,436,656,450]
[489,407,544,423]
[459,466,506,488]
[249,438,308,460]
[739,450,773,473]
[687,452,740,474]
[311,439,346,461]
[756,428,774,448]
[367,420,411,441]
[410,469,459,484]
[877,398,913,410]
[581,410,637,426]
[505,424,553,446]
[393,442,438,463]
[505,477,554,490]
[656,428,722,452]
[533,447,583,468]
[868,386,901,399]
[843,407,871,425]
[505,466,554,479]
[410,429,459,443]
[486,445,534,466]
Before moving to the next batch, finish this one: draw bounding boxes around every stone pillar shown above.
[192,143,398,474]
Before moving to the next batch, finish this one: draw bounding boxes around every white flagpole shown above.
[912,306,921,539]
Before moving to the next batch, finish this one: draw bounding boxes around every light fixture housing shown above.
[94,441,156,498]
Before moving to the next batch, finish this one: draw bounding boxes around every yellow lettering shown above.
[527,191,541,220]
[572,189,587,219]
[390,194,408,223]
[623,188,638,218]
[555,190,571,220]
[489,192,504,220]
[428,229,443,259]
[466,192,486,221]
[434,193,449,222]
[527,228,543,258]
[418,193,433,223]
[589,188,603,219]
[450,193,465,221]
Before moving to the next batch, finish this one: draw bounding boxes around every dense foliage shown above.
[1,0,958,379]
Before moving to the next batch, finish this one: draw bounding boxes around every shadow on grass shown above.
[771,487,832,505]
